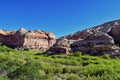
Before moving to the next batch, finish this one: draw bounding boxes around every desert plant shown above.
[66,74,80,80]
[102,54,110,59]
[23,47,30,51]
[74,51,82,57]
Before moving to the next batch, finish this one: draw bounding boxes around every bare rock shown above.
[71,32,116,55]
[0,28,56,52]
[108,21,120,45]
[46,38,71,54]
[49,20,120,56]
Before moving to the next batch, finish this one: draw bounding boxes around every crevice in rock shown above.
[108,31,120,46]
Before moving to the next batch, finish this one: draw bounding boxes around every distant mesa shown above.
[47,20,120,56]
[0,28,56,52]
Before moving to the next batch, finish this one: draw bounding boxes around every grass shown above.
[0,45,120,80]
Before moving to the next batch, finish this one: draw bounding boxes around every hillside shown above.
[0,44,120,80]
[48,20,120,56]
[0,20,120,80]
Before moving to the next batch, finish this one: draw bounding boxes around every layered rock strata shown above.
[47,20,120,56]
[0,28,56,52]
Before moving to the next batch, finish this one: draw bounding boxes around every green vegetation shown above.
[0,45,120,80]
[23,47,30,51]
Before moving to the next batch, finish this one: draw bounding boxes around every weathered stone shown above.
[108,22,120,45]
[0,28,56,52]
[71,32,117,55]
[48,20,120,56]
[46,38,71,54]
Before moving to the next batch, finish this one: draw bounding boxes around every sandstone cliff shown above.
[47,20,120,56]
[0,28,56,52]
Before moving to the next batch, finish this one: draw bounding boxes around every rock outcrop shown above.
[1,20,120,56]
[47,38,71,54]
[0,28,56,52]
[47,20,120,56]
[71,32,119,55]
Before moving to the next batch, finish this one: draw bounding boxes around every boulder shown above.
[46,38,71,54]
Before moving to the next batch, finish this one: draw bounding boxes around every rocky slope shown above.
[0,28,56,52]
[47,20,120,56]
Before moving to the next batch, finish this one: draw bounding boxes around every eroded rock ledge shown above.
[0,28,56,52]
[47,20,120,56]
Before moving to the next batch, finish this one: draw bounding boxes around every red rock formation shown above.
[0,28,56,52]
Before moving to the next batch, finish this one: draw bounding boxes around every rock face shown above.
[47,38,71,54]
[71,32,119,55]
[0,28,56,52]
[48,20,120,56]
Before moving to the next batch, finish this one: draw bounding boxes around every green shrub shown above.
[66,74,80,80]
[0,45,120,80]
[62,67,71,74]
[0,45,13,52]
[0,76,9,80]
[44,67,54,74]
[74,51,82,57]
[102,54,110,59]
[70,67,82,74]
[39,70,45,76]
[23,47,30,51]
[53,67,62,74]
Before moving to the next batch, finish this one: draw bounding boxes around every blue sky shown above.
[0,0,120,38]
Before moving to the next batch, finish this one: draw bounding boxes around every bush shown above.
[53,67,62,74]
[44,67,54,74]
[23,47,30,51]
[0,45,120,80]
[0,76,9,80]
[66,74,80,80]
[102,54,110,59]
[62,67,71,74]
[0,45,13,52]
[74,51,82,57]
